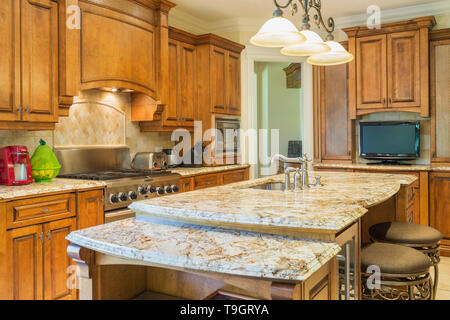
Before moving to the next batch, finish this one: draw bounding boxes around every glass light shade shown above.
[250,17,306,48]
[306,41,354,66]
[280,30,331,56]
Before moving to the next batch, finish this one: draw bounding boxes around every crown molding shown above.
[168,8,210,34]
[334,0,450,29]
[170,0,450,40]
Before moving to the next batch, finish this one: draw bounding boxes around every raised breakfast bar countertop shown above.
[66,218,341,282]
[130,170,417,234]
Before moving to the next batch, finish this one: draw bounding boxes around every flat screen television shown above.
[359,121,420,163]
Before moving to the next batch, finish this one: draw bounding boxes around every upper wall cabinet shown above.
[132,27,197,131]
[344,17,435,118]
[430,29,450,165]
[196,36,244,117]
[0,0,59,130]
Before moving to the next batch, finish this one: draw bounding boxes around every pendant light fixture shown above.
[250,7,306,47]
[251,0,353,66]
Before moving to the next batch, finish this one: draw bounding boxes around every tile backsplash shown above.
[355,112,430,165]
[0,89,174,158]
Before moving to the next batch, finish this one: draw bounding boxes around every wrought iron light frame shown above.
[272,0,336,40]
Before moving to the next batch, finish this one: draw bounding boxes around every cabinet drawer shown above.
[6,193,76,229]
[222,169,247,185]
[180,178,193,193]
[194,174,219,190]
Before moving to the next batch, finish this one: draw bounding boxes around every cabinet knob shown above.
[17,105,23,114]
[25,106,30,113]
[47,231,52,241]
[39,232,44,243]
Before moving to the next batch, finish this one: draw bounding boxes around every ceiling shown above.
[170,0,442,23]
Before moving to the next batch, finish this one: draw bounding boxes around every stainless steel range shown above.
[55,148,181,223]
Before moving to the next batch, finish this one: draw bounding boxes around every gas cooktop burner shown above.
[58,169,172,181]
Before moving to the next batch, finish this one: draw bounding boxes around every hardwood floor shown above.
[436,256,450,300]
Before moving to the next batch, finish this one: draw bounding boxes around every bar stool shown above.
[361,242,433,300]
[369,222,443,299]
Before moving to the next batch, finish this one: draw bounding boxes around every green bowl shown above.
[32,167,61,183]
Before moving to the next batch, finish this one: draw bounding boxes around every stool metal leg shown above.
[433,264,439,300]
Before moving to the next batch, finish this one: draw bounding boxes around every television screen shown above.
[359,122,420,160]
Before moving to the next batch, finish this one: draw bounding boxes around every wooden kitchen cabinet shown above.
[315,43,353,163]
[344,17,435,118]
[430,30,450,165]
[430,172,450,257]
[43,218,77,300]
[5,224,44,300]
[132,27,196,131]
[0,188,104,300]
[0,0,59,130]
[77,190,104,230]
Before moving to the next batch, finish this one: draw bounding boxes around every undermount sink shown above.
[248,182,286,191]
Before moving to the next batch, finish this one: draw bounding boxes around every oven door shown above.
[104,208,136,224]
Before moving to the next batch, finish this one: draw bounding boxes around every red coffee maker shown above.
[0,146,33,186]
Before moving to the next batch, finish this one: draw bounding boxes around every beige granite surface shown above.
[66,218,341,282]
[171,165,249,177]
[0,178,105,200]
[130,171,417,233]
[314,162,450,172]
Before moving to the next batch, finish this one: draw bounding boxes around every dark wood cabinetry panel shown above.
[430,172,450,257]
[387,31,420,108]
[356,35,387,110]
[318,57,352,162]
[430,33,450,165]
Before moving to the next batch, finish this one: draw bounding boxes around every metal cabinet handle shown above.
[47,231,52,241]
[17,105,23,115]
[41,209,50,214]
[25,106,30,113]
[39,232,44,243]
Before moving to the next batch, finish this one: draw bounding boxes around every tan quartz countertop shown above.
[314,163,450,172]
[171,164,249,177]
[66,218,341,282]
[0,178,105,200]
[130,171,417,235]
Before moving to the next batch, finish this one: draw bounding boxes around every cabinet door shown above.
[226,52,241,115]
[21,0,58,123]
[356,35,387,110]
[77,190,104,230]
[430,173,450,250]
[165,40,180,126]
[43,218,76,300]
[320,62,352,161]
[179,42,196,126]
[6,224,44,300]
[387,31,420,108]
[211,46,227,113]
[0,0,20,121]
[430,39,450,163]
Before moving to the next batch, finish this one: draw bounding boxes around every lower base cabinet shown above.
[179,167,250,192]
[0,189,104,300]
[430,172,450,257]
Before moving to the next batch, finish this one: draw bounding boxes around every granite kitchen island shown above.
[67,171,417,300]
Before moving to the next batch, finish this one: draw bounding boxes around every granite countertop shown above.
[314,162,450,172]
[130,171,417,233]
[66,218,341,282]
[171,165,249,177]
[0,178,106,200]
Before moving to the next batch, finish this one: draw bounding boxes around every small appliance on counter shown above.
[162,149,181,168]
[0,146,33,186]
[131,152,168,170]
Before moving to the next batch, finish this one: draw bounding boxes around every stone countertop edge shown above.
[0,178,106,200]
[66,221,342,282]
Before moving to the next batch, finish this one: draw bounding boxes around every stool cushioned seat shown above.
[361,243,431,275]
[369,222,443,245]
